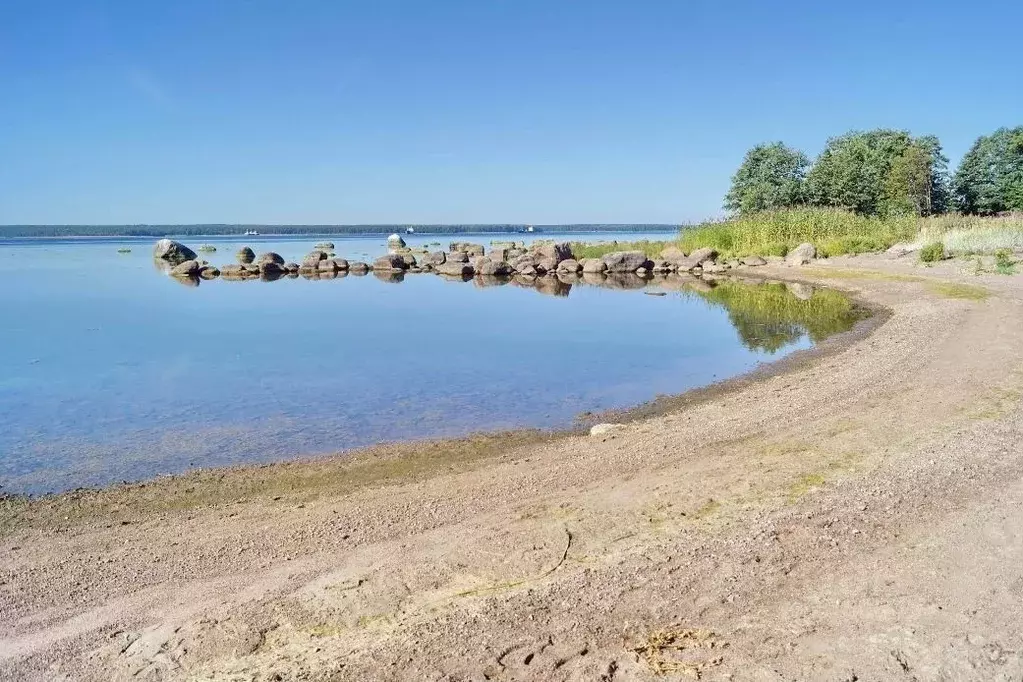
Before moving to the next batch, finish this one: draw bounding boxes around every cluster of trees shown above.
[726,126,1023,217]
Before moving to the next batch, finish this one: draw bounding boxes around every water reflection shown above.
[155,264,862,354]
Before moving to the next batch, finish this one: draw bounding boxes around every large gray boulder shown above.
[475,257,513,276]
[236,246,255,264]
[374,254,409,271]
[257,252,284,266]
[387,234,407,250]
[581,258,607,274]
[786,243,816,266]
[660,246,687,263]
[302,250,329,268]
[601,250,651,273]
[450,242,485,257]
[435,261,475,277]
[446,251,469,263]
[153,239,197,264]
[677,247,718,271]
[557,258,582,273]
[530,241,573,265]
[426,251,446,265]
[740,255,767,266]
[170,259,199,276]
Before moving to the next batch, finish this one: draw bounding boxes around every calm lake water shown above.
[0,232,859,494]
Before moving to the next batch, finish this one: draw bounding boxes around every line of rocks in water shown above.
[152,235,820,287]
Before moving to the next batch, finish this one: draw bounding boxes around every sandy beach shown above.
[3,255,1022,681]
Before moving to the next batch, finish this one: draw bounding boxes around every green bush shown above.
[918,241,945,263]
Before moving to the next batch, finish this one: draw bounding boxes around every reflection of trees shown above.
[688,281,862,353]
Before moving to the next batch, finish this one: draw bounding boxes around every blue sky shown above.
[1,0,1020,225]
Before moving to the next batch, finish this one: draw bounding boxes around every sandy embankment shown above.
[2,254,1023,681]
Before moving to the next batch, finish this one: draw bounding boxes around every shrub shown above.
[918,241,945,263]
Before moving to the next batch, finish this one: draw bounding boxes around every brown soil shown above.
[2,254,1023,681]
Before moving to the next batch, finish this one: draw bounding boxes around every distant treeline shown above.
[726,126,1023,217]
[0,224,676,239]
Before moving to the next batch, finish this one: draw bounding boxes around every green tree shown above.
[883,142,935,216]
[954,127,1023,214]
[805,129,914,215]
[724,142,809,214]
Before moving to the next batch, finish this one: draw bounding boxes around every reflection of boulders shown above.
[534,277,572,297]
[475,275,511,288]
[374,270,405,283]
[154,239,197,264]
[172,274,200,287]
[557,272,582,286]
[236,247,255,264]
[198,265,220,280]
[787,282,815,300]
[261,269,286,282]
[602,273,647,290]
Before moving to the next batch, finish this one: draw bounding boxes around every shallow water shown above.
[0,233,859,494]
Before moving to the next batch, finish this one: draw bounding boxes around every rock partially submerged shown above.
[236,247,255,264]
[602,251,650,273]
[153,239,197,265]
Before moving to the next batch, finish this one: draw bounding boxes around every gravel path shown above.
[2,255,1022,681]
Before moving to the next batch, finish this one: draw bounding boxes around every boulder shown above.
[170,259,199,276]
[374,254,408,271]
[475,257,513,276]
[220,264,246,277]
[435,261,475,277]
[701,262,728,274]
[581,258,607,274]
[649,259,674,274]
[740,256,767,266]
[677,247,718,272]
[316,259,338,274]
[786,243,816,266]
[450,242,485,257]
[660,246,687,263]
[153,239,197,264]
[314,241,335,250]
[387,234,407,250]
[198,265,220,280]
[259,260,285,276]
[601,250,651,273]
[489,247,511,262]
[329,258,350,271]
[557,259,582,273]
[446,251,469,263]
[348,262,369,274]
[530,241,573,264]
[257,252,284,266]
[886,243,919,258]
[399,253,417,267]
[236,246,255,264]
[426,251,446,265]
[283,262,300,273]
[303,250,329,268]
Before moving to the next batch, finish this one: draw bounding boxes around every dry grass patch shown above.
[926,282,990,300]
[630,627,726,677]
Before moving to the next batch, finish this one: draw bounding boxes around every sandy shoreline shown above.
[3,254,1022,681]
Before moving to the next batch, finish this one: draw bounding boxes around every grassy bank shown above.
[677,209,918,259]
[920,213,1023,255]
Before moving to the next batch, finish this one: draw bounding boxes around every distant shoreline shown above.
[0,225,680,239]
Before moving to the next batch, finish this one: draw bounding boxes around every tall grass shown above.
[678,208,917,259]
[570,240,670,259]
[920,213,1023,255]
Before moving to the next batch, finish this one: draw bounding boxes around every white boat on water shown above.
[244,229,259,236]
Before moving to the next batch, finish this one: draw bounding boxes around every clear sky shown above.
[1,0,1021,225]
